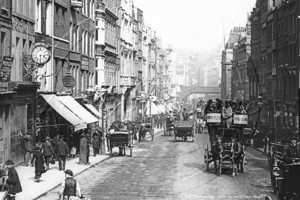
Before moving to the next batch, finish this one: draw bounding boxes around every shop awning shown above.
[145,101,161,115]
[41,94,87,131]
[57,96,98,124]
[84,104,101,118]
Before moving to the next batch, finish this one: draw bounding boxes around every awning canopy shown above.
[41,94,87,131]
[145,101,161,115]
[84,104,100,118]
[57,96,98,124]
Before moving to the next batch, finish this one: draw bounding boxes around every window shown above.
[77,26,80,52]
[82,30,85,54]
[0,32,6,57]
[82,0,85,15]
[70,23,73,50]
[35,0,42,32]
[45,2,52,35]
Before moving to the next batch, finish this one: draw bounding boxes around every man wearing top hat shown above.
[4,159,22,200]
[59,169,83,200]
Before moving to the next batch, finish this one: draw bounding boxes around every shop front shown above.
[0,82,40,165]
[38,93,98,148]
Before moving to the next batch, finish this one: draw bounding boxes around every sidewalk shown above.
[15,128,163,200]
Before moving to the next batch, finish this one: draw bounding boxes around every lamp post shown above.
[99,88,107,154]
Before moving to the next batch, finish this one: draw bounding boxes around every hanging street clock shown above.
[31,42,52,65]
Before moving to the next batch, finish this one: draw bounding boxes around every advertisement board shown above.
[0,56,14,92]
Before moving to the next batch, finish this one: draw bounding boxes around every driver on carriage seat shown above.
[231,137,243,176]
[282,135,300,164]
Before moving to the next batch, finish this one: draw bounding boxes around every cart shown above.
[174,120,195,142]
[107,131,132,157]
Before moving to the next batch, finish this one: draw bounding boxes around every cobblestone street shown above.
[38,132,276,200]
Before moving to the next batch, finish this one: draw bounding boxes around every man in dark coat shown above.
[282,136,300,164]
[92,130,101,156]
[19,131,34,166]
[56,136,69,171]
[4,159,22,200]
[43,136,54,170]
[79,134,90,165]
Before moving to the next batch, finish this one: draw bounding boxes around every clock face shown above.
[32,45,51,64]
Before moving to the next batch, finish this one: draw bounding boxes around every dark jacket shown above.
[56,139,69,156]
[22,135,34,152]
[43,141,54,157]
[63,177,77,196]
[282,143,300,164]
[31,151,45,173]
[6,167,22,195]
[92,132,100,149]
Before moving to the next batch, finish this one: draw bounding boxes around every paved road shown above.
[38,132,276,200]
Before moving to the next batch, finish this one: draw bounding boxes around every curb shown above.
[33,155,111,200]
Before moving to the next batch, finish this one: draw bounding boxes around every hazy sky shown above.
[134,0,256,55]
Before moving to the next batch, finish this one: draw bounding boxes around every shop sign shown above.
[0,56,14,92]
[81,57,89,70]
[62,75,76,88]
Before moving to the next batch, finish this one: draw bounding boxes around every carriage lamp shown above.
[272,166,280,176]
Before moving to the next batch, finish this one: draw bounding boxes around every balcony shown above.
[70,0,83,8]
[120,75,136,87]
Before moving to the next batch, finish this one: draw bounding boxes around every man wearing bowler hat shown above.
[4,159,22,200]
[59,169,84,200]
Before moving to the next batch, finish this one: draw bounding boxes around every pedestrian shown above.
[58,169,84,200]
[79,134,90,165]
[92,130,101,157]
[51,134,60,161]
[31,147,45,182]
[138,121,145,142]
[263,135,269,153]
[4,159,22,200]
[43,136,54,171]
[19,131,34,166]
[56,135,69,171]
[69,135,77,158]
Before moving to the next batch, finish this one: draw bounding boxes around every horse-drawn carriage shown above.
[204,112,248,176]
[269,142,300,199]
[107,121,133,157]
[174,120,196,142]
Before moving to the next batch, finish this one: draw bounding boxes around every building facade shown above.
[231,25,251,102]
[221,29,239,101]
[249,0,299,140]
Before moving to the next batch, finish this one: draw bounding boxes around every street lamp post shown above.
[99,88,107,154]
